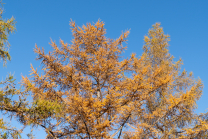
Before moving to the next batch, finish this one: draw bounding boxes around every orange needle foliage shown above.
[20,20,207,138]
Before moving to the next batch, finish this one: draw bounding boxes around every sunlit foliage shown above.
[0,1,15,65]
[19,20,208,138]
[0,1,21,138]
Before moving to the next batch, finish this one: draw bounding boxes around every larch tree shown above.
[0,1,15,65]
[19,20,208,139]
[0,1,23,138]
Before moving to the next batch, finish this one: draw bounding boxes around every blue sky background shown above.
[1,0,208,138]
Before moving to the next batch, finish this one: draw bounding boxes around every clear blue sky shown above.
[1,0,208,138]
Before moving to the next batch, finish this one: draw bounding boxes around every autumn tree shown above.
[0,1,23,138]
[0,1,15,64]
[0,1,29,138]
[19,20,208,139]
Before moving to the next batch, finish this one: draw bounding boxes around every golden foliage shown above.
[17,21,207,138]
[0,1,15,65]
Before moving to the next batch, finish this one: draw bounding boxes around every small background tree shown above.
[0,1,23,138]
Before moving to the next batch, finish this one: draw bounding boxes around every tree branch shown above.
[110,113,131,138]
